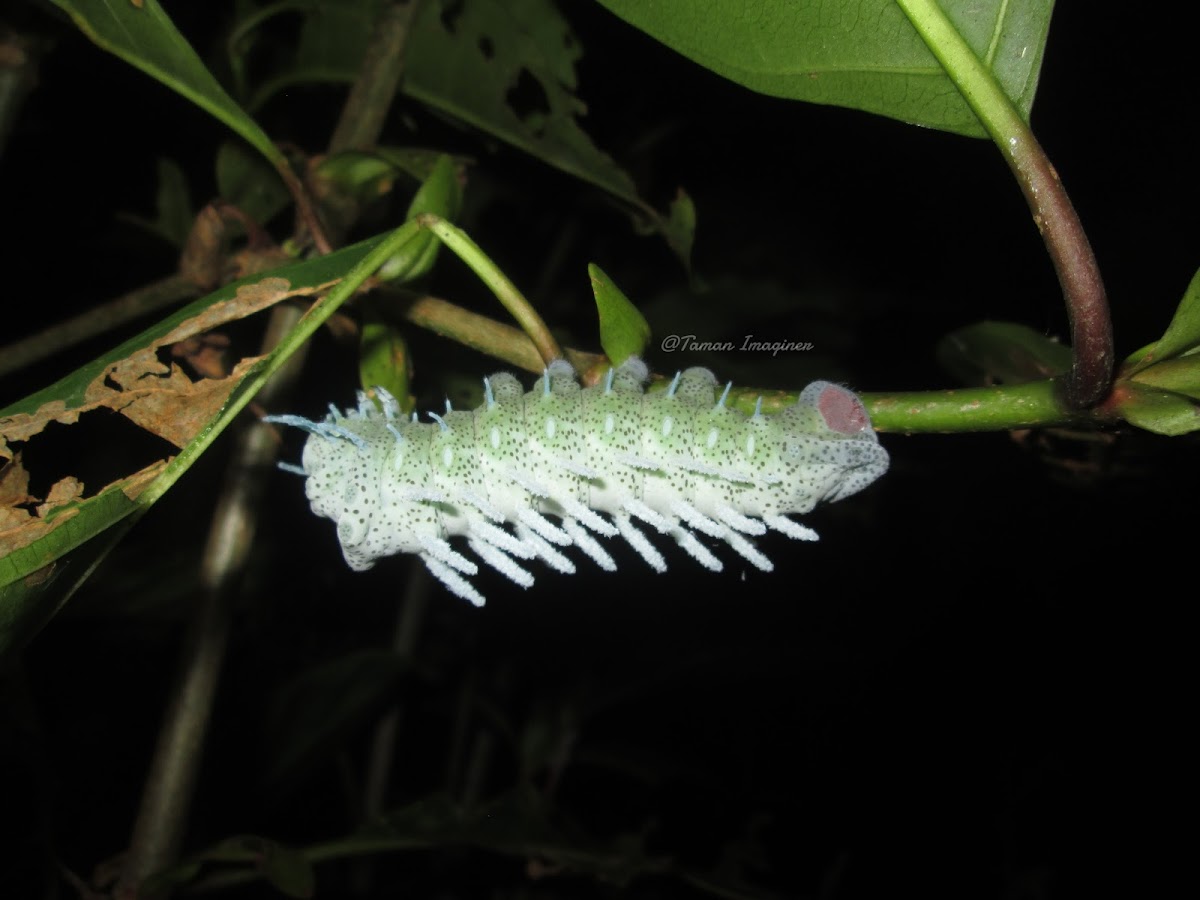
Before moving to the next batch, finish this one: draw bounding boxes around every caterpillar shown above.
[265,357,888,606]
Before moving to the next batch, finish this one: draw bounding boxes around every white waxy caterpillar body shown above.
[266,358,888,606]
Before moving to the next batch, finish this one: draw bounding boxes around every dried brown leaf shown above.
[0,453,32,505]
[1,275,322,451]
[36,477,85,517]
[0,459,168,558]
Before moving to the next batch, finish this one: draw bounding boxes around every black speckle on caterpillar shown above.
[264,357,888,606]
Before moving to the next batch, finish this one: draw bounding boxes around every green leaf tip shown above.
[938,321,1072,386]
[588,264,652,366]
[1125,266,1200,375]
[359,307,414,415]
[379,154,463,282]
[1116,383,1200,436]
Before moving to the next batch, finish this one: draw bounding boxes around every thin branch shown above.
[320,0,423,245]
[0,275,199,379]
[328,0,421,154]
[417,215,564,365]
[1004,135,1112,408]
[389,290,604,376]
[115,12,430,891]
[277,164,333,255]
[115,305,310,900]
[895,0,1113,409]
[398,292,545,372]
[862,381,1092,433]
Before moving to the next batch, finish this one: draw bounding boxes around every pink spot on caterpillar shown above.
[816,384,871,435]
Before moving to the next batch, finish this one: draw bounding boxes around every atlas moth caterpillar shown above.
[264,357,888,606]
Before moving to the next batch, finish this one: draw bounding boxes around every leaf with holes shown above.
[0,235,396,659]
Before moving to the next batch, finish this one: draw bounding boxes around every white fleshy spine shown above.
[266,357,888,604]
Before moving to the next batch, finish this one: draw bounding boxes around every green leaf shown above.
[1129,354,1200,401]
[359,305,413,412]
[664,188,697,273]
[216,141,292,227]
[314,151,409,206]
[1126,266,1200,374]
[48,0,288,170]
[374,146,461,183]
[379,154,463,281]
[588,264,652,365]
[240,0,384,111]
[1117,384,1200,436]
[119,157,194,247]
[403,0,643,203]
[251,0,641,206]
[595,0,1053,138]
[313,147,470,222]
[937,321,1073,386]
[234,0,673,242]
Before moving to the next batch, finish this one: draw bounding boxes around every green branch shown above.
[895,0,1113,409]
[417,214,564,365]
[862,380,1093,433]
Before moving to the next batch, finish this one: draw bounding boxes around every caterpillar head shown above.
[779,381,888,506]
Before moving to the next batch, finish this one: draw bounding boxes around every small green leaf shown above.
[664,188,697,272]
[1126,266,1200,374]
[1117,384,1200,436]
[379,154,463,281]
[374,146,461,183]
[119,157,194,247]
[589,264,652,365]
[595,0,1052,138]
[216,141,291,227]
[315,151,406,205]
[937,321,1072,386]
[48,0,287,171]
[359,305,413,412]
[1122,340,1157,370]
[313,148,470,221]
[1129,353,1200,401]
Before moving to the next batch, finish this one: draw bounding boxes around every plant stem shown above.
[862,381,1091,433]
[118,16,429,889]
[417,214,564,365]
[116,305,309,900]
[0,275,200,379]
[320,0,424,243]
[895,0,1113,409]
[278,164,333,255]
[328,0,421,154]
[396,291,546,373]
